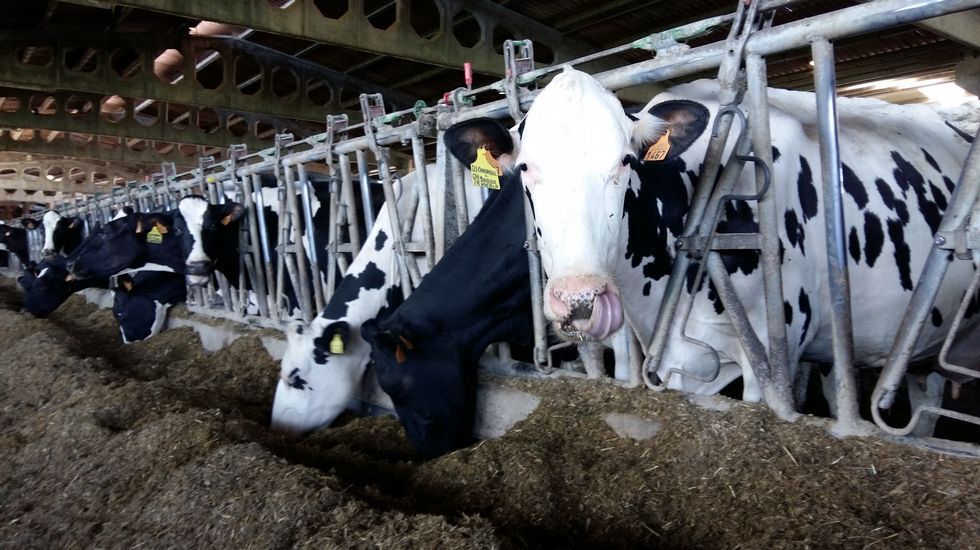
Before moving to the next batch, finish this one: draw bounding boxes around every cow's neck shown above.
[615,155,699,343]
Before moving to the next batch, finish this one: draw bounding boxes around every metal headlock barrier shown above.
[4,0,980,448]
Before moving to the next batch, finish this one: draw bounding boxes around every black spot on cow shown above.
[931,307,943,327]
[876,178,895,209]
[643,281,652,296]
[841,163,868,209]
[524,187,536,220]
[288,368,309,390]
[784,209,805,255]
[536,227,542,237]
[784,301,793,325]
[625,157,691,281]
[778,239,786,265]
[374,229,388,251]
[771,146,781,163]
[863,212,884,267]
[797,156,818,222]
[321,261,386,319]
[943,175,956,193]
[929,182,948,212]
[891,151,941,234]
[886,219,913,291]
[798,289,812,346]
[295,325,304,335]
[893,199,910,225]
[717,200,760,276]
[376,283,405,321]
[707,280,725,315]
[922,148,941,172]
[848,227,861,263]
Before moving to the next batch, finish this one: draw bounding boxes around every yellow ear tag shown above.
[329,332,344,354]
[470,146,502,190]
[146,225,163,244]
[643,129,672,162]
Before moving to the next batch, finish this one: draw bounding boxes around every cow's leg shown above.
[906,372,944,438]
[578,341,606,379]
[820,365,838,417]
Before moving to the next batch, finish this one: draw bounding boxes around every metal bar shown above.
[340,155,362,256]
[296,163,325,313]
[241,172,271,318]
[355,149,376,236]
[411,136,436,266]
[376,147,412,301]
[812,38,861,433]
[451,155,469,238]
[282,164,314,321]
[746,53,793,407]
[873,124,980,419]
[525,187,549,368]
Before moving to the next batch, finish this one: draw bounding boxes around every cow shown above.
[360,122,533,456]
[23,210,84,257]
[270,162,486,435]
[0,222,31,266]
[67,210,191,281]
[458,67,976,411]
[111,270,188,343]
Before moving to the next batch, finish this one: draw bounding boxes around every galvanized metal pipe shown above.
[746,53,793,407]
[296,163,326,313]
[450,155,469,238]
[411,135,437,266]
[375,147,413,301]
[241,172,271,318]
[523,189,549,368]
[812,38,861,432]
[282,164,315,321]
[355,149,376,235]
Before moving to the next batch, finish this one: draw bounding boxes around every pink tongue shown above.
[571,292,624,340]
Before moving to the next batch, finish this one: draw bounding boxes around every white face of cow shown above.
[177,197,211,286]
[41,210,61,256]
[517,68,668,341]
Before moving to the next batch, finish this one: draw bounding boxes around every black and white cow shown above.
[0,222,31,266]
[112,270,188,342]
[23,210,84,257]
[271,163,486,434]
[360,123,533,456]
[68,210,190,280]
[465,67,976,407]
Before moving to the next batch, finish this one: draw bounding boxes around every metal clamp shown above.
[503,39,534,122]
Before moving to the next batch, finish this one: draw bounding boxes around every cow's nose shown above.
[548,276,624,340]
[185,260,212,276]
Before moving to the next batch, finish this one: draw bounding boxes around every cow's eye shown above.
[518,163,528,172]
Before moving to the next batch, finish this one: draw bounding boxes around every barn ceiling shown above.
[0,0,976,214]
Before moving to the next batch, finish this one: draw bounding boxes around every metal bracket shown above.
[503,39,535,122]
[934,229,980,260]
[360,93,387,153]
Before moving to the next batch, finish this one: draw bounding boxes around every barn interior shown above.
[1,1,979,548]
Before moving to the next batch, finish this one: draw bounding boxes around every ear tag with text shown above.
[643,129,672,162]
[329,332,345,354]
[470,146,502,190]
[146,225,164,244]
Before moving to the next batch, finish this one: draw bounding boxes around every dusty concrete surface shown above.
[0,279,978,549]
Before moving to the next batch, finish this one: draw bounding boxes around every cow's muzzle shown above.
[548,277,624,341]
[185,260,212,286]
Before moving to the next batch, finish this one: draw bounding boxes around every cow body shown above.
[500,68,975,402]
[271,163,484,435]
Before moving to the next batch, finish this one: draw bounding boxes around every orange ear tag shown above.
[643,129,672,162]
[395,345,407,364]
[122,279,134,292]
[470,146,502,190]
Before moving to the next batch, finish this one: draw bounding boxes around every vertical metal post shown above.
[435,130,457,256]
[297,163,325,313]
[451,155,469,237]
[746,54,792,405]
[524,189,549,368]
[376,147,413,301]
[242,172,271,318]
[812,38,860,432]
[355,148,375,234]
[251,172,276,316]
[411,136,436,266]
[282,164,315,321]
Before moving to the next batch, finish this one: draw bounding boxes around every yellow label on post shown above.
[329,332,344,354]
[643,129,672,162]
[146,225,163,244]
[470,146,501,190]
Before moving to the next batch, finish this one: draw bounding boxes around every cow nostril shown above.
[568,302,593,320]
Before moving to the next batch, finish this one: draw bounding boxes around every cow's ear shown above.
[116,274,135,293]
[21,218,39,230]
[632,99,709,162]
[313,320,351,355]
[444,118,518,169]
[215,202,245,226]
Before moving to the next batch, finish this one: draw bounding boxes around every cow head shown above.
[20,256,77,317]
[0,225,29,265]
[35,210,82,257]
[174,196,244,286]
[460,68,708,341]
[112,272,182,343]
[68,212,177,279]
[270,318,363,435]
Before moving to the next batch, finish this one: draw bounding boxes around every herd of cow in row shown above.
[1,68,978,455]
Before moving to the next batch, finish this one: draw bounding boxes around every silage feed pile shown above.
[0,279,977,549]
